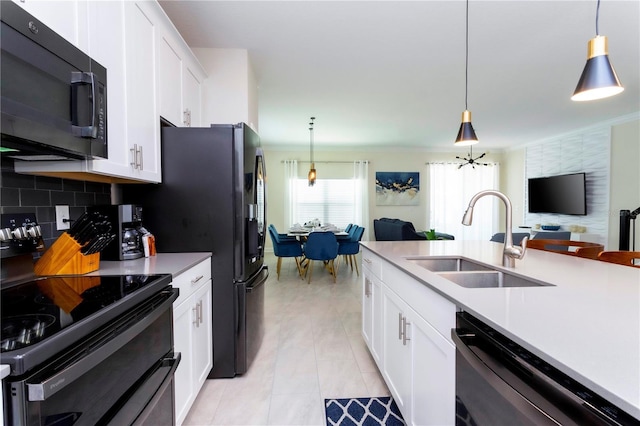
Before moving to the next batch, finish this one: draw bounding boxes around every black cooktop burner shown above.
[1,274,168,354]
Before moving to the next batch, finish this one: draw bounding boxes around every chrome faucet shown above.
[462,190,528,268]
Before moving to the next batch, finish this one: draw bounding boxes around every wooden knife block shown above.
[35,232,100,276]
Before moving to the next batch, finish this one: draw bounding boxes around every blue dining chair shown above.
[337,226,365,276]
[302,231,339,283]
[490,232,530,246]
[269,224,297,242]
[268,226,303,280]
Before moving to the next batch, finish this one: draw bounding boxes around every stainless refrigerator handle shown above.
[27,290,177,401]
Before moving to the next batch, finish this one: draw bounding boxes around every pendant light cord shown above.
[309,117,315,164]
[595,0,600,35]
[465,0,469,110]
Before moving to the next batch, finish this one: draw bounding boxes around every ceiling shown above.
[158,1,640,151]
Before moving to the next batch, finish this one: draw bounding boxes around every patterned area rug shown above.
[325,397,405,426]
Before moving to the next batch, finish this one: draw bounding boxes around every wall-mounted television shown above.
[528,172,587,215]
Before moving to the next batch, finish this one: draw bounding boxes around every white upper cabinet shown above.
[11,0,88,49]
[121,0,160,181]
[159,33,183,127]
[182,63,203,127]
[13,0,206,183]
[157,17,205,128]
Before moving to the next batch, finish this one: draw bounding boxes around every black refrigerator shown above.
[123,123,267,378]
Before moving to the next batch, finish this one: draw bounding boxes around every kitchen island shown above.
[361,240,640,422]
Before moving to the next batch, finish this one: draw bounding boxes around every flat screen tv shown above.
[528,173,587,215]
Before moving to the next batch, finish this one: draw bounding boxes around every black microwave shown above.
[0,1,107,161]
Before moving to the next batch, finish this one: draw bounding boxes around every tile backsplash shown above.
[1,158,111,248]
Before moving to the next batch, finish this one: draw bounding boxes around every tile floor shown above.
[183,252,390,425]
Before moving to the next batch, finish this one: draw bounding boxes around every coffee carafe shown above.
[88,205,146,260]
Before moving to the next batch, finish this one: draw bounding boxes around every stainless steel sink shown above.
[437,271,554,288]
[404,256,493,272]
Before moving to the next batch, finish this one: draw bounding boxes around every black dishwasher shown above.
[452,312,639,426]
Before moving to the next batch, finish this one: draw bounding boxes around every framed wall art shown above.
[376,171,420,206]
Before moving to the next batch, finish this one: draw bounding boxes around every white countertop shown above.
[90,252,212,278]
[361,240,640,419]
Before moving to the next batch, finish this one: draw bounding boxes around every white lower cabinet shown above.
[171,258,213,425]
[409,304,455,426]
[363,249,456,425]
[362,263,383,367]
[382,288,412,416]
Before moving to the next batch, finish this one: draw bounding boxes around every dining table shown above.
[287,227,349,238]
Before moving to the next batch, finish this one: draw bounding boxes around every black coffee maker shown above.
[88,205,145,260]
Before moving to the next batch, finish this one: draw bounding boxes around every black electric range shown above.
[1,273,173,376]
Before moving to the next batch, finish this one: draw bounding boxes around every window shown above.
[426,162,500,240]
[283,160,369,239]
[293,178,355,227]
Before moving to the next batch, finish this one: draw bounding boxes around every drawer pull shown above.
[191,275,204,284]
[363,258,372,264]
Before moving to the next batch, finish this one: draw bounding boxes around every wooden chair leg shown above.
[353,255,359,276]
[276,257,283,280]
[307,260,314,284]
[295,257,304,278]
[332,258,338,279]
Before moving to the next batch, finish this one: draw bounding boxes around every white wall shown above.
[264,117,639,252]
[502,117,640,250]
[609,119,640,249]
[193,48,259,131]
[264,147,503,248]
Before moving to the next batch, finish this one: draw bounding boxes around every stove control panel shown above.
[0,213,45,259]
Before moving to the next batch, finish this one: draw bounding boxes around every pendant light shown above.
[308,117,316,186]
[571,0,623,101]
[455,0,478,146]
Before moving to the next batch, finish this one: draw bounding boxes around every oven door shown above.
[4,288,178,426]
[0,1,107,160]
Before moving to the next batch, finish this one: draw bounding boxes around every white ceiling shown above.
[158,0,640,151]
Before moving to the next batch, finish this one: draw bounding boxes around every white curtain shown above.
[353,160,370,240]
[283,160,298,227]
[426,162,500,241]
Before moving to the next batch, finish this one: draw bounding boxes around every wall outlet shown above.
[55,205,70,230]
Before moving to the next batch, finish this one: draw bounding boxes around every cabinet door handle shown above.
[192,305,199,327]
[191,275,204,284]
[364,278,370,297]
[183,108,191,127]
[398,312,403,340]
[136,145,143,170]
[402,316,411,346]
[199,300,203,325]
[130,144,137,168]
